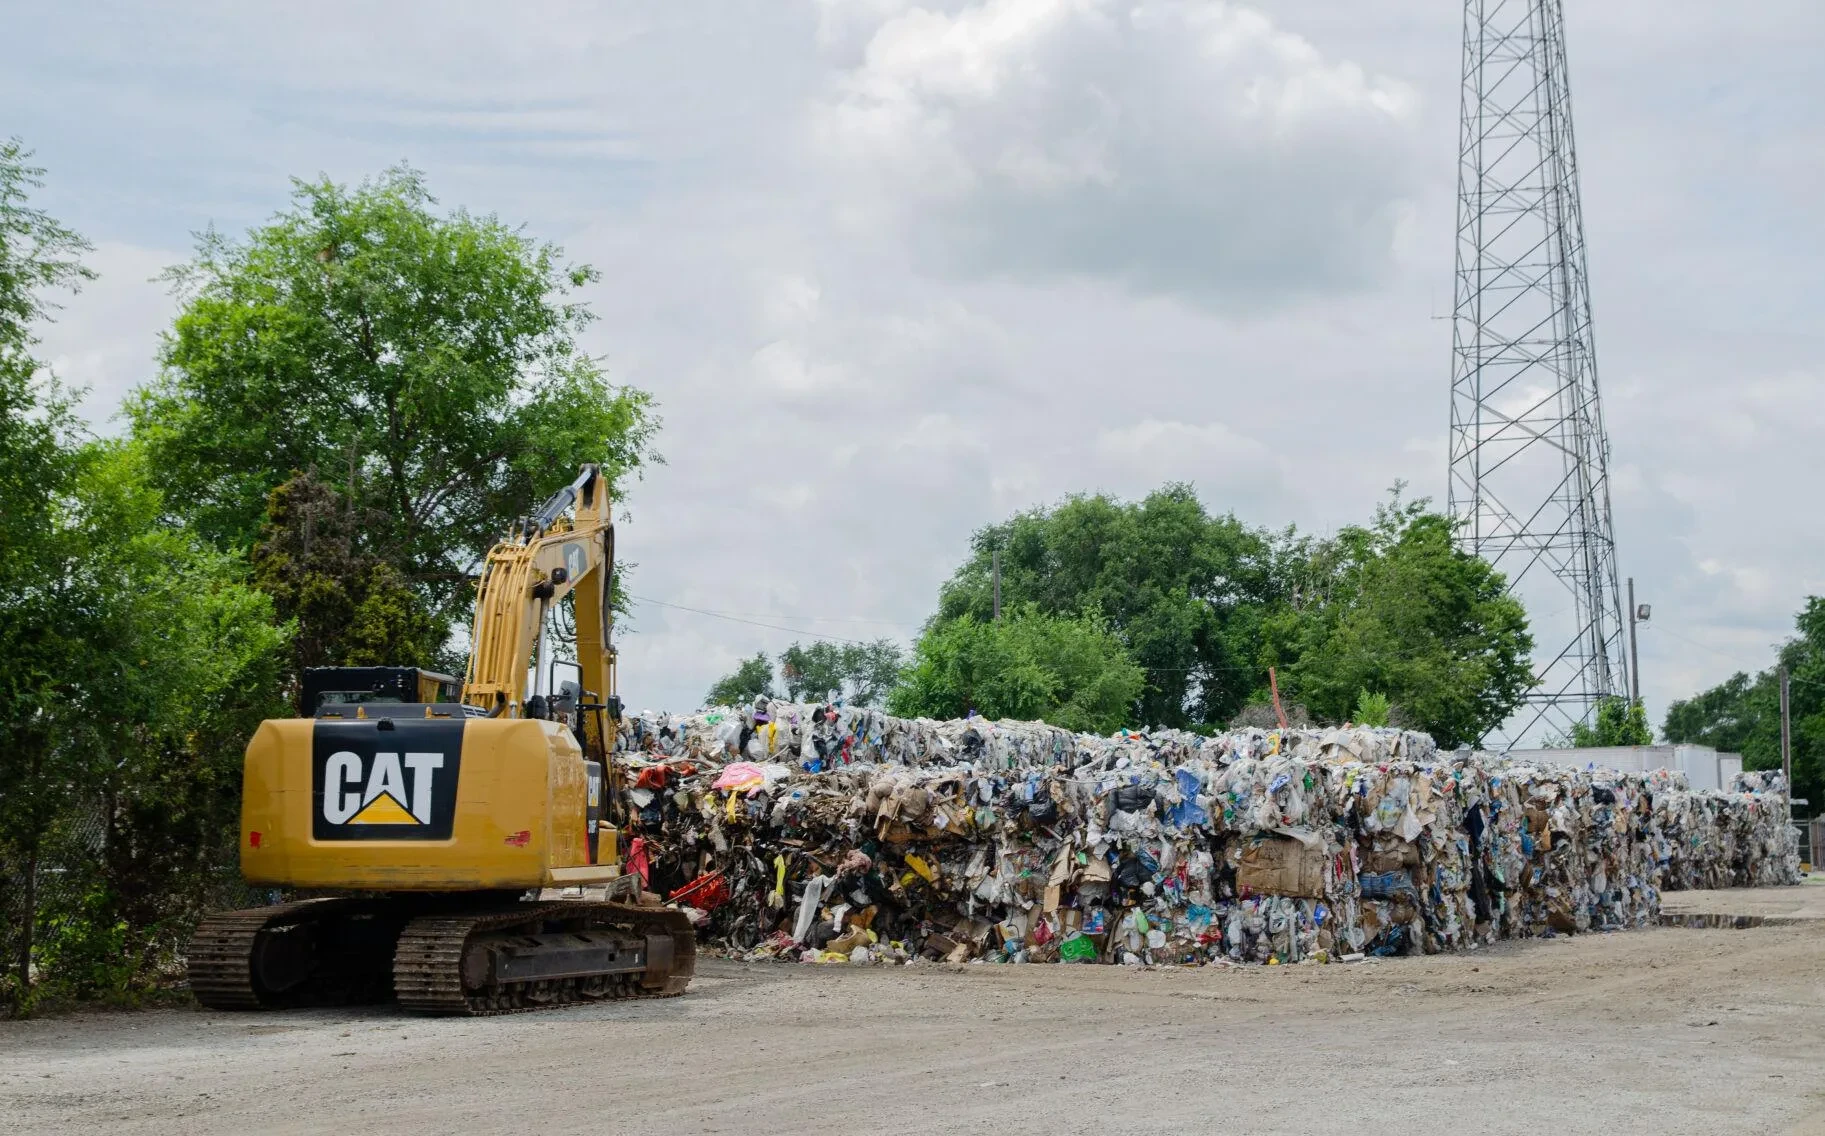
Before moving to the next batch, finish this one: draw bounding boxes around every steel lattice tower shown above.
[1447,0,1628,746]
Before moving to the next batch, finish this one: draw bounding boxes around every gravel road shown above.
[4,921,1824,1135]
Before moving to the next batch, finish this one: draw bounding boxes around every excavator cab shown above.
[303,666,464,717]
[187,464,694,1015]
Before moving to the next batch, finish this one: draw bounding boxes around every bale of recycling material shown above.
[610,706,1799,967]
[1234,835,1327,899]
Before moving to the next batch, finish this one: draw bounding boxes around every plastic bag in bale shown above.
[1112,784,1153,813]
[1359,869,1416,899]
[1027,788,1059,826]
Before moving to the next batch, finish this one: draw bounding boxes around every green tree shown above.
[1353,690,1393,728]
[916,483,1531,740]
[250,469,441,698]
[129,166,659,652]
[3,435,289,1007]
[931,485,1289,728]
[1663,671,1764,756]
[0,139,92,354]
[777,642,847,703]
[1569,696,1653,747]
[889,608,1146,733]
[45,443,288,1000]
[706,653,776,707]
[0,139,95,1011]
[1263,493,1533,747]
[778,639,905,706]
[1,143,290,1010]
[1665,597,1825,803]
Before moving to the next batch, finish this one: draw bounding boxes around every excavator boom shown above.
[464,464,617,726]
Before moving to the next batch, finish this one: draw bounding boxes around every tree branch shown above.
[411,447,509,526]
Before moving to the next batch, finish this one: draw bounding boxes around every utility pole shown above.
[1780,665,1793,788]
[1627,578,1640,705]
[992,549,1001,623]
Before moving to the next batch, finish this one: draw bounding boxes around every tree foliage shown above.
[0,139,93,749]
[0,139,93,356]
[250,469,442,694]
[1353,690,1393,729]
[932,485,1288,728]
[706,653,776,708]
[1569,697,1653,747]
[918,485,1532,744]
[1263,494,1534,747]
[1665,597,1825,804]
[1,427,288,1008]
[889,608,1146,734]
[778,639,904,706]
[1664,672,1763,755]
[38,444,289,1002]
[129,166,659,647]
[705,640,907,710]
[0,139,98,1009]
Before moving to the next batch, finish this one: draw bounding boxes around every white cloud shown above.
[1096,418,1258,460]
[751,339,843,394]
[37,242,179,435]
[813,0,1420,300]
[1092,418,1285,501]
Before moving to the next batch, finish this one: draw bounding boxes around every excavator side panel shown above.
[240,716,620,890]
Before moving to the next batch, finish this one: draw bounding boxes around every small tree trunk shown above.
[15,843,37,1011]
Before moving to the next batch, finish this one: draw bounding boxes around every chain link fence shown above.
[2,803,263,1007]
[1,802,105,1004]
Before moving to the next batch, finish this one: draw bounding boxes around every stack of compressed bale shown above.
[609,707,1799,966]
[1636,768,1800,889]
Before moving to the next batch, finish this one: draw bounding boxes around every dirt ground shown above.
[1663,883,1825,920]
[4,910,1824,1135]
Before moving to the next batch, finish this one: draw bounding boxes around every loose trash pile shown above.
[610,703,1800,967]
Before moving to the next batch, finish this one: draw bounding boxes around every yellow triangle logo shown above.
[349,792,418,825]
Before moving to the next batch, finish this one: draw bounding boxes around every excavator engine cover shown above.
[240,716,612,892]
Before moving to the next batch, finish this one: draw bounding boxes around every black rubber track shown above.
[187,898,370,1010]
[393,902,696,1016]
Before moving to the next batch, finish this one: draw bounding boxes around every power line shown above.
[643,601,910,626]
[1652,625,1777,675]
[1650,625,1825,691]
[626,594,903,646]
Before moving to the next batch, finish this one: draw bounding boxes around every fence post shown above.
[14,844,36,1010]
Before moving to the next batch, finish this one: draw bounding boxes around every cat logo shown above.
[562,541,590,584]
[322,750,443,825]
[312,720,464,840]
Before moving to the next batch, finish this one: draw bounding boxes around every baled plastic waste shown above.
[608,703,1799,966]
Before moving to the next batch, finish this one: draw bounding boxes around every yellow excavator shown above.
[187,464,693,1015]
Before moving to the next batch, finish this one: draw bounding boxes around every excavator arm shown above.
[462,463,618,752]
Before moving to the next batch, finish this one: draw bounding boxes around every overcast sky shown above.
[10,0,1822,731]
